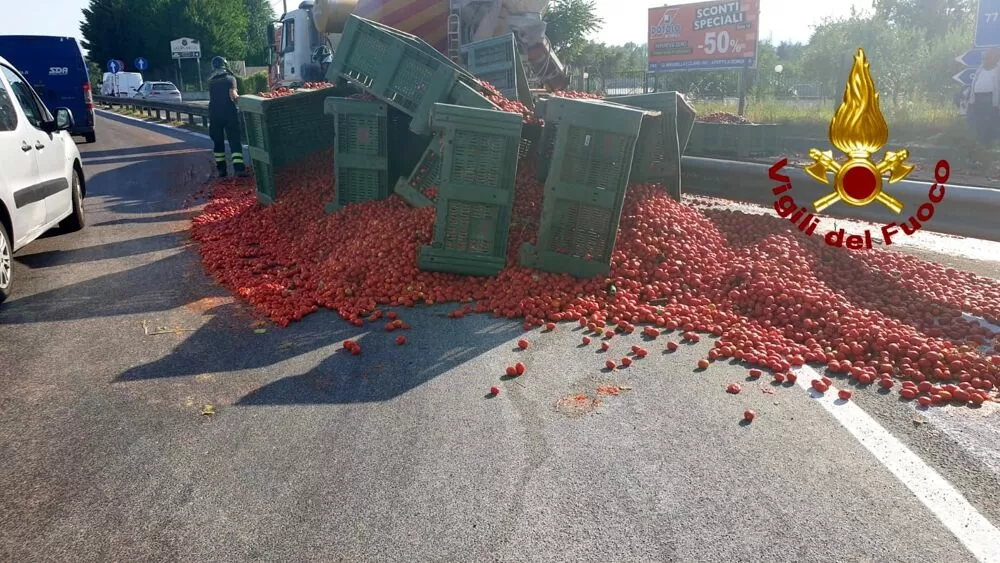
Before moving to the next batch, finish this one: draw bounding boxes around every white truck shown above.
[269,0,566,89]
[100,71,143,97]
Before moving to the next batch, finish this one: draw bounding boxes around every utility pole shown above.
[737,57,750,116]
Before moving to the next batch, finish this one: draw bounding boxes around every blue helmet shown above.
[212,56,228,71]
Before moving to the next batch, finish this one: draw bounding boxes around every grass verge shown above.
[690,98,977,150]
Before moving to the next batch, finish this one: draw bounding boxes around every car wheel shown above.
[84,132,96,144]
[60,168,86,232]
[0,221,12,304]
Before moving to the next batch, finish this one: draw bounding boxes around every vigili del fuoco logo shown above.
[768,48,950,250]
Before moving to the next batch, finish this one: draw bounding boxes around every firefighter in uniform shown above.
[208,56,246,177]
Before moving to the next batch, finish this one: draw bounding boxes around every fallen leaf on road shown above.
[201,404,215,416]
[254,328,267,335]
[912,416,927,427]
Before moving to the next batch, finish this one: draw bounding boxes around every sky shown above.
[0,0,869,57]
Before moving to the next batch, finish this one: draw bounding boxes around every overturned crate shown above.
[463,33,518,100]
[418,103,524,277]
[394,134,444,208]
[330,15,497,136]
[607,92,695,201]
[239,86,341,205]
[519,97,645,278]
[324,97,392,212]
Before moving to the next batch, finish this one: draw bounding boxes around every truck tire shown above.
[84,132,96,144]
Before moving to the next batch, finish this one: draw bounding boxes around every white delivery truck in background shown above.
[100,71,143,97]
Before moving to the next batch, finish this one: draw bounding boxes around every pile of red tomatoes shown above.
[192,88,1000,409]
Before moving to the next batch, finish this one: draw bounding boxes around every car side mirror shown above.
[55,107,74,131]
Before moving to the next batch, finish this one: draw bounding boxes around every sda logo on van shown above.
[49,67,69,76]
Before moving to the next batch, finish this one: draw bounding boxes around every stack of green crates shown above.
[462,33,518,99]
[329,15,496,136]
[239,86,340,205]
[519,97,645,278]
[324,97,392,211]
[418,103,524,277]
[607,92,696,201]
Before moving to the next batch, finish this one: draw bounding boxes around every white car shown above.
[134,81,182,103]
[0,55,86,303]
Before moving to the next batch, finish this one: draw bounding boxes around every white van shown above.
[100,71,142,97]
[0,56,87,303]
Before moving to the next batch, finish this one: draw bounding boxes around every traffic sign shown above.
[134,57,148,71]
[956,48,987,67]
[107,59,121,73]
[953,67,977,86]
[975,0,1000,47]
[170,37,201,60]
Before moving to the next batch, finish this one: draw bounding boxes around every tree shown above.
[872,0,974,42]
[244,0,276,66]
[183,0,249,63]
[802,14,927,106]
[544,0,604,63]
[81,0,254,81]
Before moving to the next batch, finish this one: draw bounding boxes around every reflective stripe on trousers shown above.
[214,152,226,163]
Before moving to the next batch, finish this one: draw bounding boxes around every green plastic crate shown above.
[330,15,485,136]
[607,91,696,200]
[239,87,339,205]
[418,103,523,277]
[513,46,534,112]
[686,122,778,158]
[394,134,443,208]
[463,34,518,99]
[519,97,645,278]
[448,81,500,111]
[324,97,390,212]
[361,17,478,84]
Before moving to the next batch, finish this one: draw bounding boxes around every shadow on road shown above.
[235,309,523,405]
[93,211,195,228]
[111,299,523,405]
[80,141,197,160]
[14,232,184,269]
[2,248,218,324]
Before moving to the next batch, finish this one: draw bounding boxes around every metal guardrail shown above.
[94,95,211,127]
[681,156,1000,243]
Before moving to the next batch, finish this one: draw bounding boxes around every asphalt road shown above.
[1,113,1000,562]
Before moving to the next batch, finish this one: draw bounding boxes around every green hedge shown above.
[236,72,269,96]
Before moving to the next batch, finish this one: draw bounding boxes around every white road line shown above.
[794,365,1000,563]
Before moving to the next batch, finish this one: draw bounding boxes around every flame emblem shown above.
[805,48,913,214]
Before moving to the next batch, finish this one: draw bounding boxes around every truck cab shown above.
[278,2,331,85]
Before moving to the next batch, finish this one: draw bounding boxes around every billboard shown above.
[648,0,760,72]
